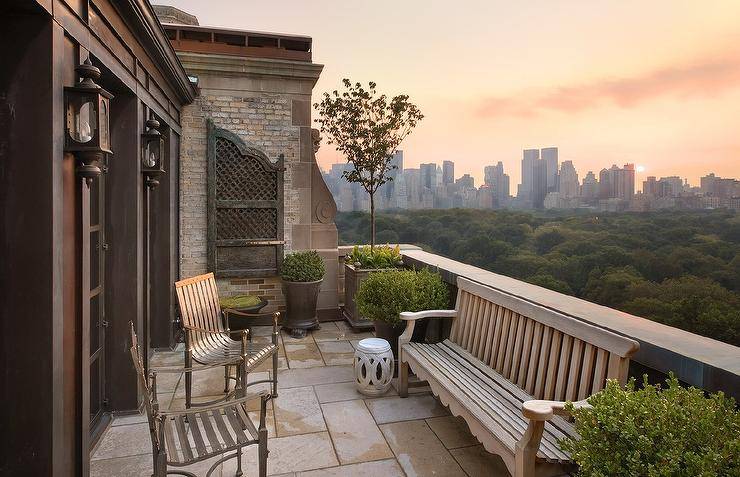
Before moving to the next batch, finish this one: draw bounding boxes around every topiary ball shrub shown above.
[356,268,449,325]
[281,250,326,282]
[560,375,740,477]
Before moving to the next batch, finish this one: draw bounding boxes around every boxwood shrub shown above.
[281,250,325,282]
[346,244,403,269]
[356,268,449,324]
[560,375,739,476]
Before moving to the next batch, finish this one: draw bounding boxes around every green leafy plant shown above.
[356,268,449,324]
[315,79,423,248]
[346,244,403,269]
[219,294,263,309]
[560,375,740,477]
[281,250,325,282]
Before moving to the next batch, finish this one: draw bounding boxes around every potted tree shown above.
[281,250,326,338]
[561,375,739,476]
[356,268,449,360]
[343,244,404,329]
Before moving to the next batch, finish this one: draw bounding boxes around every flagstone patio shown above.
[91,321,510,476]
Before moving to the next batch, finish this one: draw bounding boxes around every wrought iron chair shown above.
[175,272,280,408]
[129,322,269,477]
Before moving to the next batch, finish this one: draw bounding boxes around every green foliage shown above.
[561,376,740,477]
[346,244,403,270]
[314,79,423,246]
[336,209,740,345]
[356,268,450,324]
[219,294,262,309]
[281,250,325,282]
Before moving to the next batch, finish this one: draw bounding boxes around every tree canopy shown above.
[337,209,740,346]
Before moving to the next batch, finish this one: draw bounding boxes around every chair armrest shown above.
[151,359,242,374]
[400,310,457,321]
[158,391,271,417]
[183,324,228,335]
[521,399,591,421]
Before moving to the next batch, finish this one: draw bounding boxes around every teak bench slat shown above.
[399,277,639,477]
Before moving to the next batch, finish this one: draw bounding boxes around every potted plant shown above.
[343,244,404,329]
[356,268,449,360]
[281,250,326,338]
[560,375,739,476]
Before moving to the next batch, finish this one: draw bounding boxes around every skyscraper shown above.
[541,147,559,193]
[442,160,455,185]
[558,160,579,198]
[519,148,540,202]
[532,159,548,208]
[420,163,436,190]
[456,174,475,190]
[487,162,510,206]
[484,165,495,186]
[581,171,599,199]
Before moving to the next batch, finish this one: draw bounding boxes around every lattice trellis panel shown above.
[215,138,278,201]
[207,120,284,278]
[216,208,277,240]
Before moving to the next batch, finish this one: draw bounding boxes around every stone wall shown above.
[177,52,338,315]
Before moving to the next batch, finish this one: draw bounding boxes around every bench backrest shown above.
[449,277,639,402]
[175,272,227,340]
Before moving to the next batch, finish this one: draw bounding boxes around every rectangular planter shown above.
[342,263,393,330]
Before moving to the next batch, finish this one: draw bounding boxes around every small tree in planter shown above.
[314,79,423,248]
[561,375,739,476]
[356,268,449,359]
[281,250,326,338]
[343,244,404,329]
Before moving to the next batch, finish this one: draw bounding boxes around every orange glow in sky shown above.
[164,0,740,187]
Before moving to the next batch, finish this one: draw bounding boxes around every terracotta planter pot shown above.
[282,279,322,338]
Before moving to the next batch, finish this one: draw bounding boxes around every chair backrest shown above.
[175,272,226,339]
[129,322,155,426]
[449,277,639,402]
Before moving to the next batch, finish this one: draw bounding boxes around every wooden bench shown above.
[398,277,639,477]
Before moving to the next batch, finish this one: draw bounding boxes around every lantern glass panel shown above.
[144,137,161,169]
[99,97,109,150]
[68,98,97,144]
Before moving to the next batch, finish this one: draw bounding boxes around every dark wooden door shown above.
[89,155,109,435]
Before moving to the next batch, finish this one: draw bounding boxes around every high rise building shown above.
[456,174,475,190]
[558,160,579,198]
[581,171,599,199]
[389,150,404,174]
[701,173,740,198]
[385,150,404,199]
[519,148,540,202]
[420,163,436,190]
[599,164,634,200]
[532,160,548,208]
[541,147,559,193]
[643,176,658,196]
[486,162,510,206]
[442,160,455,185]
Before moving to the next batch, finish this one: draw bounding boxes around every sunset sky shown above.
[164,0,740,189]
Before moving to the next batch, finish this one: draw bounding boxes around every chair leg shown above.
[235,446,243,477]
[185,347,193,409]
[224,365,230,393]
[152,450,167,477]
[258,428,268,477]
[272,351,279,398]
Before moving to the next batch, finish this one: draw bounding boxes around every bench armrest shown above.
[399,310,457,321]
[521,399,591,421]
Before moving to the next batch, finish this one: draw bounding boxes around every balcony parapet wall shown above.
[400,248,740,400]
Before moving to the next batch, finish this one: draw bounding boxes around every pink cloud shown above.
[476,55,740,118]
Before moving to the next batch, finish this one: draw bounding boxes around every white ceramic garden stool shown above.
[354,338,394,397]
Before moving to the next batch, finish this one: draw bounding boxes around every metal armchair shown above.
[174,273,281,408]
[129,322,269,477]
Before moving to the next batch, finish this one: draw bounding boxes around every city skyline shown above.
[161,1,740,188]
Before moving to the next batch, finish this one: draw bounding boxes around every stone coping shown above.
[402,248,740,399]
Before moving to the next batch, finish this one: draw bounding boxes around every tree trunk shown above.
[369,192,375,250]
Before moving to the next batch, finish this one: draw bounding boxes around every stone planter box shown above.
[342,263,392,330]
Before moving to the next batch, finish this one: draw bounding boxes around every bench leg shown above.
[398,361,409,398]
[235,446,243,477]
[515,420,544,477]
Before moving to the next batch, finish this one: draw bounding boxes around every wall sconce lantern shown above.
[64,58,113,184]
[141,115,165,188]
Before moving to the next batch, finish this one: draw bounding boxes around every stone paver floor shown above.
[91,321,510,476]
